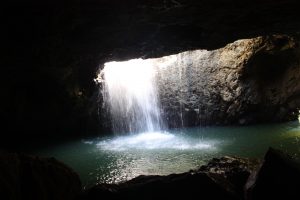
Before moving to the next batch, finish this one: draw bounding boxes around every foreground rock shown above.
[80,156,258,200]
[199,156,259,197]
[82,173,237,200]
[81,148,300,200]
[1,148,299,200]
[245,148,300,200]
[0,152,81,200]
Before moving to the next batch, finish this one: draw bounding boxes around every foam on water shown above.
[97,131,214,151]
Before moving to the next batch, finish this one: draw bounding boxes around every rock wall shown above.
[155,35,300,127]
[3,0,300,136]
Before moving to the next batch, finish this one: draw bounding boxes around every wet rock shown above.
[80,156,260,200]
[81,172,238,200]
[199,156,259,197]
[157,35,300,127]
[0,152,81,200]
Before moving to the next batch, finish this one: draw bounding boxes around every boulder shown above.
[81,173,237,200]
[81,156,259,200]
[156,35,300,127]
[199,156,259,196]
[245,148,300,200]
[0,152,81,200]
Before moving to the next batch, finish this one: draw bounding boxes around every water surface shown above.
[30,121,300,188]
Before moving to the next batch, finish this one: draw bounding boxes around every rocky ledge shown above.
[1,148,300,200]
[80,156,258,200]
[80,148,300,200]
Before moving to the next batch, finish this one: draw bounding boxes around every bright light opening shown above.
[96,55,182,134]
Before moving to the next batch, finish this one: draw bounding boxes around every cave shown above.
[2,0,300,200]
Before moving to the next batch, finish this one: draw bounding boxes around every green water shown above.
[30,121,300,188]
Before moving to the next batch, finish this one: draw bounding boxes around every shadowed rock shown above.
[199,156,259,196]
[80,156,259,200]
[245,148,300,200]
[3,0,300,136]
[0,152,81,200]
[2,149,300,200]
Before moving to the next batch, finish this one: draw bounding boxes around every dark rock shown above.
[245,148,300,200]
[80,173,238,200]
[104,35,300,128]
[3,0,300,137]
[80,156,259,200]
[199,156,259,197]
[0,152,81,200]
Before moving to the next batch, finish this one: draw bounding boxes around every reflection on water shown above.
[31,121,300,188]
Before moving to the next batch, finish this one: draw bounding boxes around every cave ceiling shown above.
[5,0,300,63]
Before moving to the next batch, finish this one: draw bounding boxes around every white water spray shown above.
[99,59,163,133]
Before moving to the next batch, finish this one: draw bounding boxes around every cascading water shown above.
[99,59,163,134]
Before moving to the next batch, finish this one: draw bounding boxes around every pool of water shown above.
[29,121,300,188]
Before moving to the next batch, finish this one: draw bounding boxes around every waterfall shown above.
[99,59,163,134]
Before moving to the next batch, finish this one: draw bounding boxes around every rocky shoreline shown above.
[1,148,299,200]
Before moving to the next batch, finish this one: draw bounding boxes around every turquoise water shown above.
[31,121,300,188]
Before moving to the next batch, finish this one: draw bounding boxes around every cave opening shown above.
[42,36,296,187]
[2,35,300,191]
[3,0,300,198]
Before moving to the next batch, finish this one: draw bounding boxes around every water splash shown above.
[97,131,214,151]
[99,58,163,133]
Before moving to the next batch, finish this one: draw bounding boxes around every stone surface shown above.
[82,174,237,200]
[199,156,259,196]
[99,35,300,128]
[3,0,300,136]
[80,156,258,200]
[2,149,299,200]
[79,149,300,200]
[0,152,82,200]
[245,148,300,200]
[157,35,300,127]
